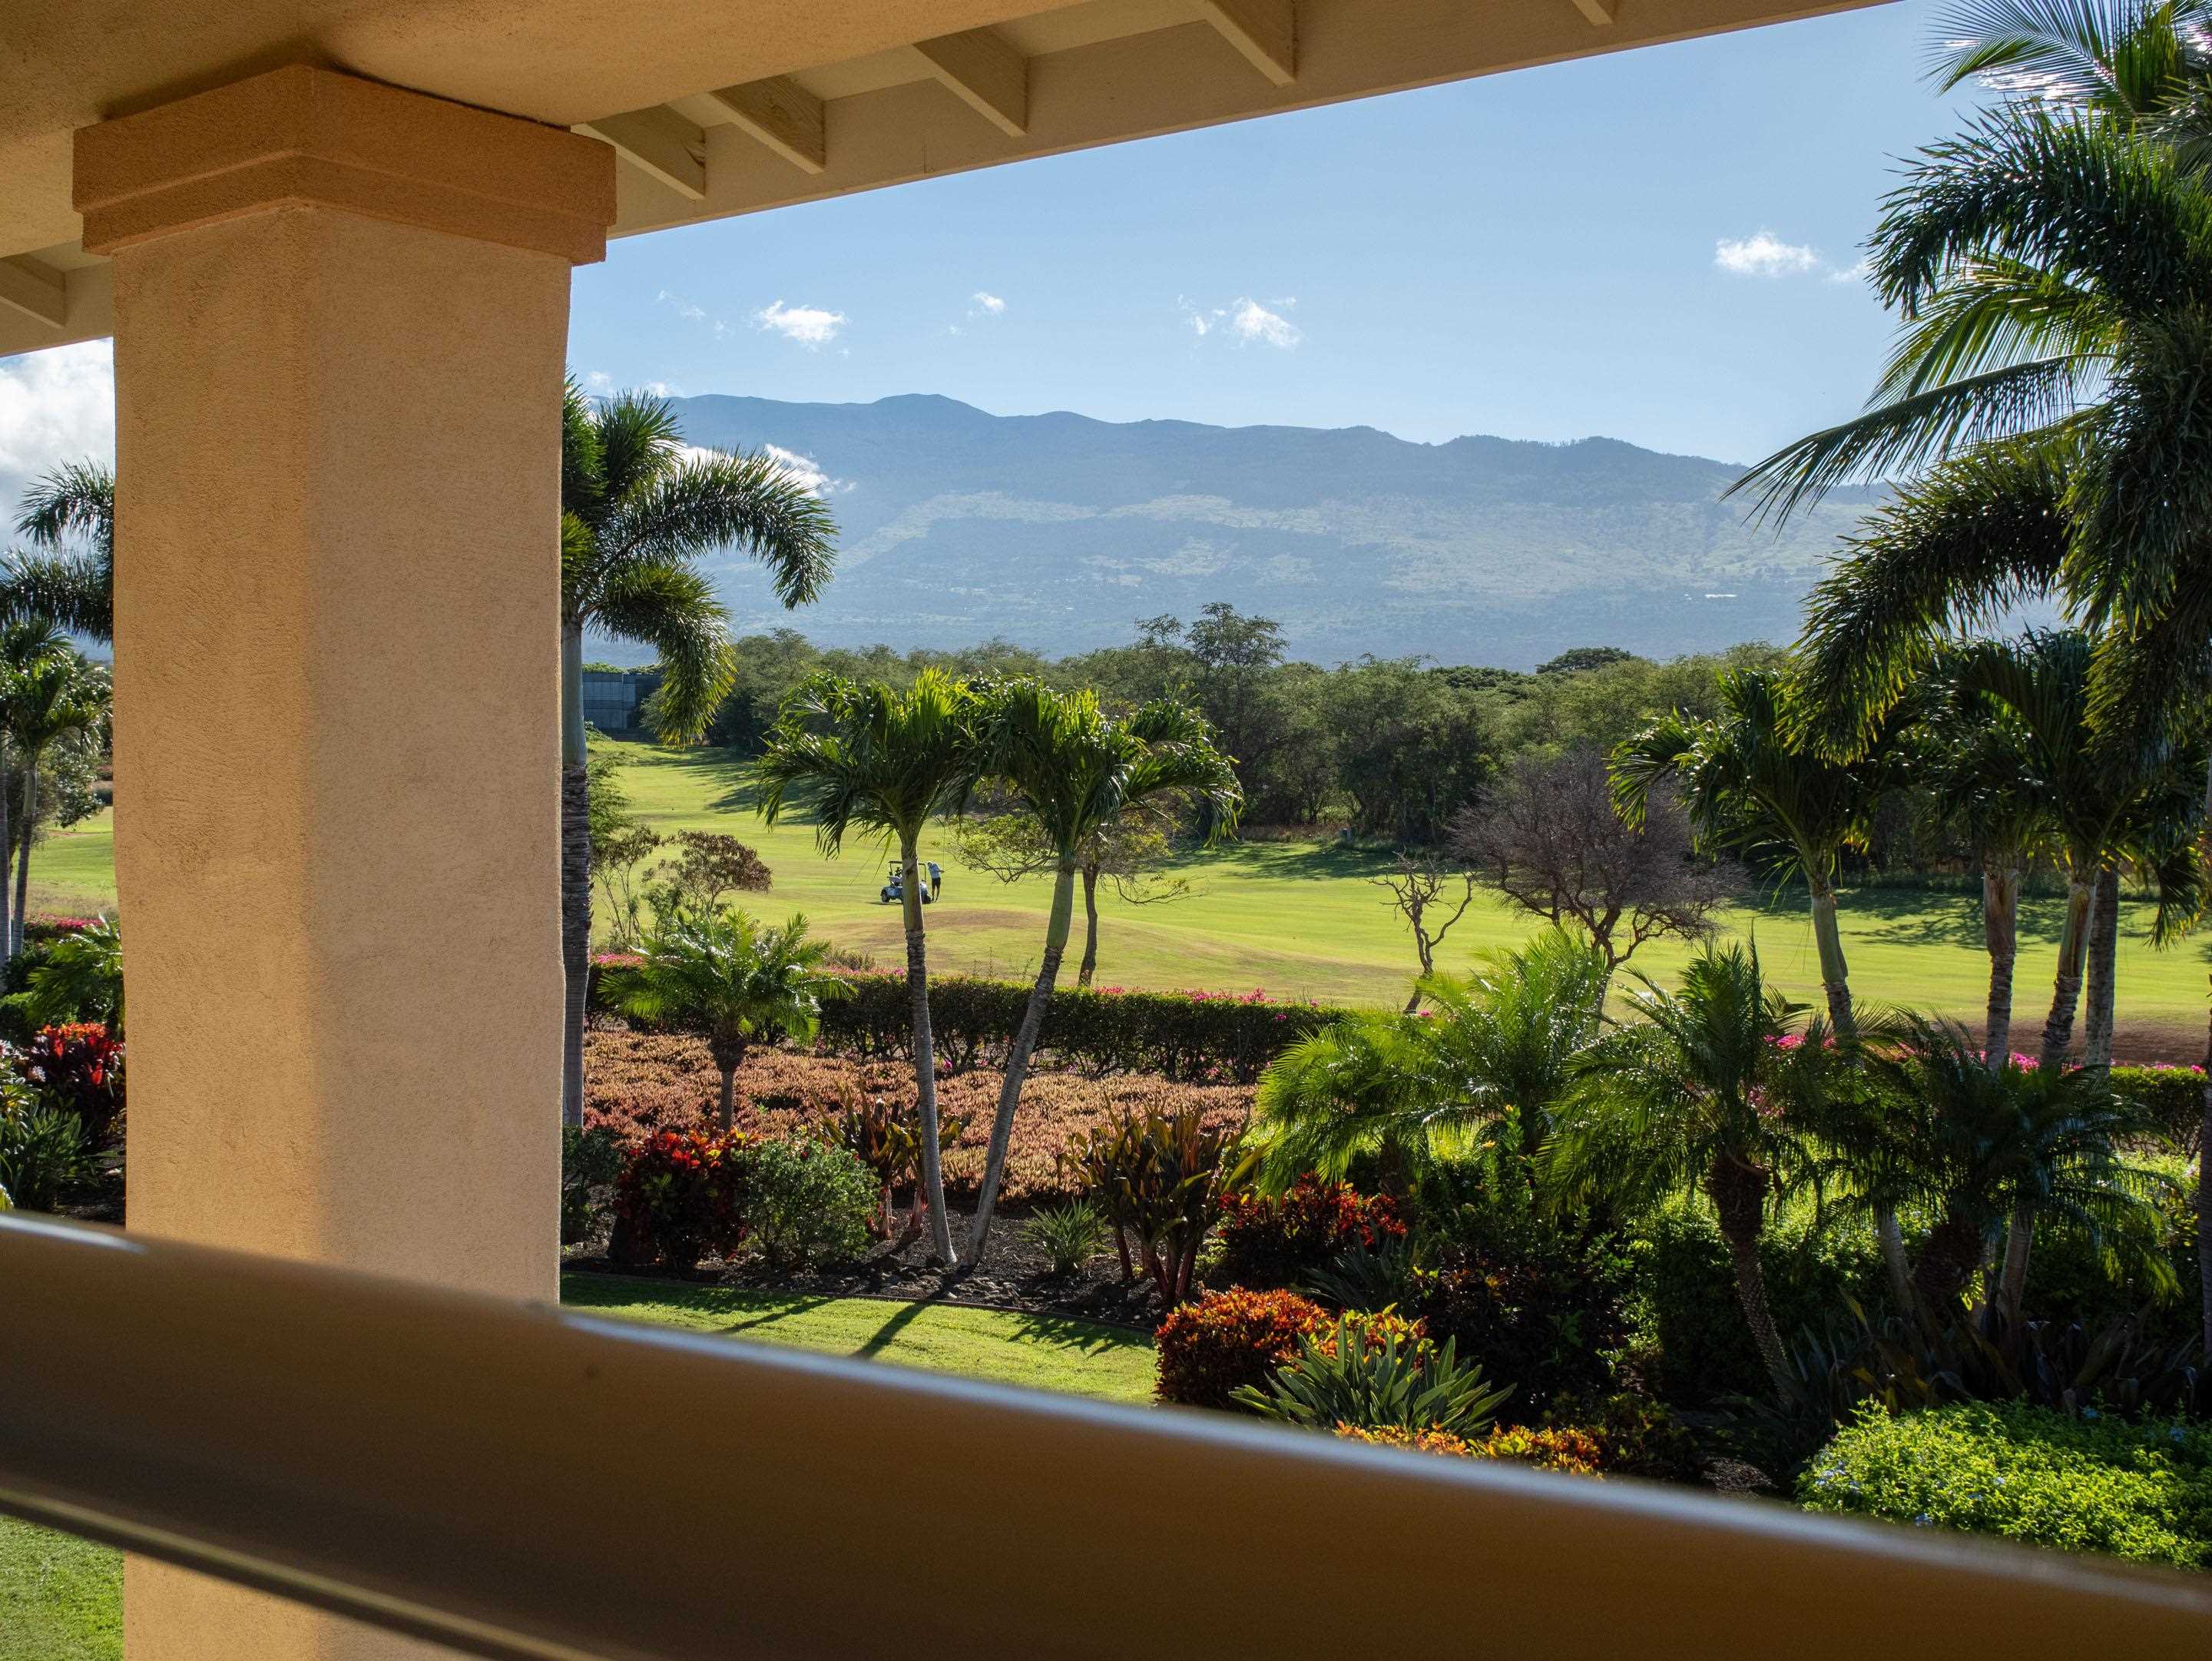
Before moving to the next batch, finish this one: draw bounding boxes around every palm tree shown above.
[756,669,977,1265]
[2,651,108,956]
[1548,943,1834,1397]
[959,681,1243,1261]
[1248,927,1609,1190]
[8,461,114,641]
[1612,668,1881,1039]
[609,908,846,1131]
[1912,648,2057,1067]
[0,619,71,960]
[1950,630,2208,1075]
[558,383,836,1129]
[1841,1014,2174,1320]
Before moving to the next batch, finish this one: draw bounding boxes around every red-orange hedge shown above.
[1154,1288,1330,1410]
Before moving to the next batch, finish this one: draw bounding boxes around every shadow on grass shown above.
[1002,1310,1152,1358]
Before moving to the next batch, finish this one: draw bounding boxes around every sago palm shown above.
[611,908,846,1132]
[1248,928,1608,1191]
[755,669,978,1265]
[1548,943,1835,1397]
[959,681,1243,1261]
[558,382,837,1129]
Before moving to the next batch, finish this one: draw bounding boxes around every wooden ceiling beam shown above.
[1196,0,1296,85]
[703,77,827,174]
[911,28,1028,137]
[576,107,707,199]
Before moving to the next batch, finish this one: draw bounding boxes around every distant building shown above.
[581,667,657,734]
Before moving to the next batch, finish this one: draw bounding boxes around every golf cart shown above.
[879,864,933,904]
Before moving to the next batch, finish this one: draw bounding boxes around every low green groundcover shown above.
[1800,1402,2212,1570]
[0,1514,121,1661]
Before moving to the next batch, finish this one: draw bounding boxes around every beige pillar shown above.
[75,65,614,1661]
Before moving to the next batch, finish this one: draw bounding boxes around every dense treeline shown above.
[698,602,1787,845]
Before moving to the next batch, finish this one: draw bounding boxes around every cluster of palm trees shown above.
[756,671,1243,1267]
[1714,0,2212,1366]
[1256,930,2177,1400]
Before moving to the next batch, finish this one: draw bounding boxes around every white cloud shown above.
[764,443,853,496]
[582,370,615,393]
[1714,231,1823,278]
[0,341,115,520]
[754,300,846,347]
[1826,260,1872,287]
[970,290,1006,316]
[1229,297,1301,349]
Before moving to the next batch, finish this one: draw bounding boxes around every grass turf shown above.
[557,1273,1156,1404]
[38,736,2212,1050]
[0,1517,121,1661]
[0,1280,1157,1647]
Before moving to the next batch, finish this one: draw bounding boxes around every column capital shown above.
[75,64,614,264]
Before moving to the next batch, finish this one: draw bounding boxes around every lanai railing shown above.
[3,1211,2209,1660]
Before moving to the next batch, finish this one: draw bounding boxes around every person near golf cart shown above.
[879,863,933,904]
[928,861,942,900]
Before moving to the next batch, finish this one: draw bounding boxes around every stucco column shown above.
[75,65,614,1661]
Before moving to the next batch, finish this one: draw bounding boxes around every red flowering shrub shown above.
[15,1022,124,1150]
[1154,1288,1329,1409]
[1213,1177,1405,1291]
[611,1129,750,1271]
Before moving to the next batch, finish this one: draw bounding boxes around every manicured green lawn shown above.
[40,738,2212,1049]
[0,1515,120,1661]
[0,1280,1155,1648]
[558,1274,1156,1404]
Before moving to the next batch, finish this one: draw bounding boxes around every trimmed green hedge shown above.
[2111,1066,2207,1153]
[1800,1403,2212,1568]
[592,958,1348,1082]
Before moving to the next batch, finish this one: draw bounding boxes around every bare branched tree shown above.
[1370,854,1478,1013]
[1450,746,1732,973]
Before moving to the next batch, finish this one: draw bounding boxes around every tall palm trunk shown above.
[0,738,14,966]
[1809,864,1902,1301]
[1706,1157,1792,1397]
[1076,863,1100,990]
[1982,860,2018,1071]
[12,752,35,957]
[2039,869,2094,1073]
[968,852,1077,1262]
[2005,866,2098,1324]
[560,625,591,1131]
[1807,875,1854,1037]
[902,835,957,1267]
[2082,865,2120,1073]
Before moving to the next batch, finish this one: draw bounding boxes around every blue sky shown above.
[568,0,1980,465]
[2,0,1978,505]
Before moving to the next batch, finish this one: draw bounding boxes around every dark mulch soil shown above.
[562,1200,1166,1330]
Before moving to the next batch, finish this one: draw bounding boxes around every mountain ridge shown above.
[643,393,1876,668]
